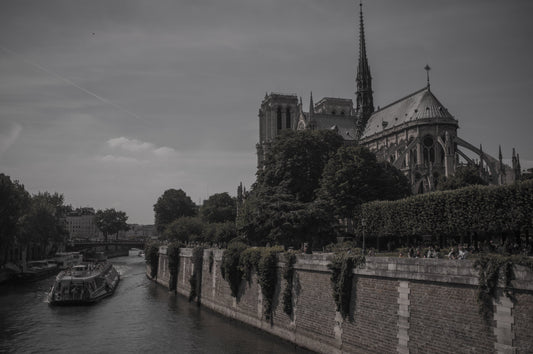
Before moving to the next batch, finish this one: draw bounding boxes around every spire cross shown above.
[424,64,431,88]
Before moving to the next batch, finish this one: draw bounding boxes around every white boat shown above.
[53,252,83,269]
[129,248,143,256]
[47,262,120,306]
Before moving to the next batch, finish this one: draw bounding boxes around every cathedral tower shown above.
[257,93,299,168]
[355,2,374,138]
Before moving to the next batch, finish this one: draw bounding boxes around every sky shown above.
[1,0,532,224]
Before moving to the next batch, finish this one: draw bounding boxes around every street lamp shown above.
[361,218,366,255]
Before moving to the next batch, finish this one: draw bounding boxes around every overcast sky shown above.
[1,0,532,224]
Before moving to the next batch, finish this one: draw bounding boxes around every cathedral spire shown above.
[309,91,314,118]
[355,1,374,138]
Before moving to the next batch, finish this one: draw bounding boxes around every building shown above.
[257,3,520,194]
[66,207,101,241]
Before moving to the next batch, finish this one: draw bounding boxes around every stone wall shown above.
[150,248,533,354]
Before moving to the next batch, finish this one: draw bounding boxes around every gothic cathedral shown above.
[257,3,521,194]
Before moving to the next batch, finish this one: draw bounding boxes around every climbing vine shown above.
[473,255,533,322]
[145,242,160,279]
[328,252,365,319]
[221,242,248,297]
[189,246,204,302]
[282,252,296,317]
[167,242,182,292]
[257,248,279,322]
[239,247,262,283]
[208,251,214,274]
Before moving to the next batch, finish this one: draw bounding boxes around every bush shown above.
[354,180,533,242]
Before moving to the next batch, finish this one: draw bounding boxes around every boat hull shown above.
[47,262,120,306]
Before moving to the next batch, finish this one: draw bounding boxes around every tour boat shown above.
[47,262,120,306]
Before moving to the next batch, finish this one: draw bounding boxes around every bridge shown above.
[66,240,146,255]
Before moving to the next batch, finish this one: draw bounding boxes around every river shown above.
[0,256,311,353]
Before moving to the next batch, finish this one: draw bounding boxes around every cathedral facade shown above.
[257,4,520,194]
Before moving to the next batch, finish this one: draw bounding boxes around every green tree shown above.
[154,189,197,234]
[95,208,129,242]
[0,174,30,264]
[202,221,237,245]
[163,216,204,243]
[237,186,339,249]
[18,192,69,259]
[437,165,489,191]
[257,130,344,203]
[318,146,411,219]
[200,192,236,223]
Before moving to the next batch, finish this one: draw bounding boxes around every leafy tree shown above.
[437,165,488,191]
[0,174,30,263]
[163,216,204,243]
[237,186,339,249]
[200,192,236,223]
[202,221,237,245]
[95,208,129,242]
[154,189,197,234]
[18,192,69,259]
[257,130,344,203]
[318,145,411,219]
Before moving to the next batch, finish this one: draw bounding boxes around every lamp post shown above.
[361,218,366,255]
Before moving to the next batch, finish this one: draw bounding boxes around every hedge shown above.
[354,180,533,239]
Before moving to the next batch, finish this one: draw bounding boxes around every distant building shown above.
[257,3,520,194]
[66,208,101,241]
[119,224,156,240]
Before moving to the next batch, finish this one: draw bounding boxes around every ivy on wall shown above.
[473,254,533,322]
[167,242,182,292]
[189,246,204,302]
[282,252,296,318]
[220,243,283,321]
[208,251,214,274]
[145,242,160,279]
[221,242,248,298]
[328,252,365,319]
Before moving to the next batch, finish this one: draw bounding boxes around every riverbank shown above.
[148,247,533,354]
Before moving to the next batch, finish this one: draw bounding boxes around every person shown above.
[458,246,467,260]
[448,248,457,259]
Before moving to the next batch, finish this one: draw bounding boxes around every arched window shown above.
[286,107,291,129]
[277,107,282,131]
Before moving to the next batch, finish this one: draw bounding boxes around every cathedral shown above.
[256,3,521,194]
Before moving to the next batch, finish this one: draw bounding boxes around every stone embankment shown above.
[148,247,533,353]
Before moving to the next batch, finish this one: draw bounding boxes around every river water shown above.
[0,256,311,353]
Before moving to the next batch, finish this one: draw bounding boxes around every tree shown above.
[95,208,129,242]
[0,174,30,264]
[318,146,411,219]
[200,192,236,223]
[236,185,339,249]
[437,165,488,191]
[257,130,344,203]
[18,192,69,259]
[162,216,204,243]
[154,189,197,234]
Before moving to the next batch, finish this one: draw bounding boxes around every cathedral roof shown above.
[362,87,455,138]
[311,115,358,141]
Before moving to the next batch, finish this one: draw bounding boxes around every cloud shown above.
[106,136,177,158]
[107,136,154,152]
[0,122,22,156]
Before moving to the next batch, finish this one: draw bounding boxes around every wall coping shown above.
[161,248,533,291]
